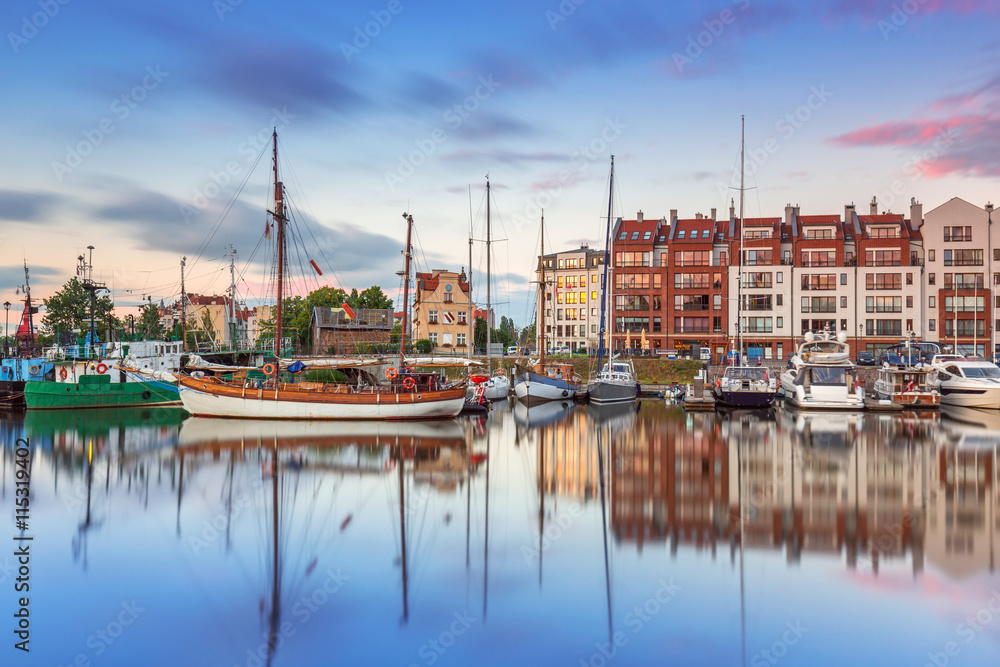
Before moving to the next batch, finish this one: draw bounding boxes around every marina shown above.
[3,401,1000,666]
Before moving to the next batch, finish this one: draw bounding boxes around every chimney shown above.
[637,210,643,223]
[845,203,856,224]
[870,196,878,215]
[910,197,923,230]
[784,204,794,225]
[670,209,677,223]
[710,207,717,220]
[695,213,703,219]
[729,198,735,220]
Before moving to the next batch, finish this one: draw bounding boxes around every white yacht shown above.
[588,356,638,404]
[930,355,1000,409]
[779,331,864,410]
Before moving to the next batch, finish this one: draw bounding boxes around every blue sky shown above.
[1,0,999,327]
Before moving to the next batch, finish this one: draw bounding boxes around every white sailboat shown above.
[477,177,510,401]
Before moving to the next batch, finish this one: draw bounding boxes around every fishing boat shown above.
[713,118,776,409]
[514,212,582,404]
[930,355,1000,409]
[873,337,940,408]
[780,330,864,410]
[1,264,54,408]
[178,131,466,420]
[588,157,638,405]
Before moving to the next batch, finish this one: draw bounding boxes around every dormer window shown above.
[702,230,710,239]
[630,231,639,240]
[678,231,686,239]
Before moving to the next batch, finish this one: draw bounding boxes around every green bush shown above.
[414,339,433,354]
[305,369,348,383]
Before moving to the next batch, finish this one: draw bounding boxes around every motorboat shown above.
[930,355,1000,409]
[873,364,940,409]
[779,330,864,410]
[712,365,777,408]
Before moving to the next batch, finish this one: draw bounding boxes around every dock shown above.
[682,376,716,411]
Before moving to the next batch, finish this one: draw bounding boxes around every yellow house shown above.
[412,270,473,354]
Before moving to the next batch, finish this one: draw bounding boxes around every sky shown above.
[1,0,999,329]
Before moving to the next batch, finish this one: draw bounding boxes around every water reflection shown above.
[2,402,998,666]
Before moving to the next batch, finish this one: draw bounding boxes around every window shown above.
[702,229,711,239]
[674,295,709,311]
[618,232,626,241]
[714,294,722,310]
[867,319,902,336]
[929,296,935,308]
[944,225,972,242]
[457,333,466,346]
[630,231,639,241]
[929,273,935,285]
[457,311,468,325]
[777,317,783,328]
[929,319,935,331]
[776,294,783,306]
[557,309,563,320]
[653,274,662,289]
[865,249,901,266]
[995,249,1000,261]
[643,231,651,240]
[801,274,837,290]
[929,250,935,262]
[841,319,848,330]
[995,273,1000,286]
[868,226,900,238]
[674,274,710,289]
[558,259,564,269]
[944,249,983,266]
[742,272,772,288]
[944,273,984,289]
[746,229,770,239]
[592,291,597,300]
[616,251,652,267]
[865,273,902,290]
[443,292,453,303]
[673,251,711,266]
[841,296,847,308]
[906,296,913,308]
[743,317,773,333]
[678,231,686,239]
[580,292,586,304]
[801,250,836,267]
[744,249,774,266]
[743,295,772,311]
[776,272,783,283]
[906,319,913,332]
[906,273,913,285]
[616,295,651,311]
[617,274,650,290]
[809,297,837,312]
[652,317,661,332]
[866,296,902,313]
[428,310,439,324]
[801,296,809,313]
[841,273,847,285]
[805,229,833,239]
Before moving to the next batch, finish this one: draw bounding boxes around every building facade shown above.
[535,244,605,353]
[412,270,473,354]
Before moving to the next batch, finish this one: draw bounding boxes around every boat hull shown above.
[25,376,180,410]
[588,380,637,404]
[713,388,777,409]
[513,372,577,405]
[481,375,511,401]
[938,383,1000,409]
[178,377,465,420]
[0,380,26,408]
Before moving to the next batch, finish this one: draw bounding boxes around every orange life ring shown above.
[59,368,68,380]
[97,363,108,374]
[263,363,276,375]
[403,377,415,390]
[386,367,398,380]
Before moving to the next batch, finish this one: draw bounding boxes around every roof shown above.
[312,307,393,329]
[798,215,841,225]
[415,270,470,294]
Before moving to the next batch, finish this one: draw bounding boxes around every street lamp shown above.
[3,301,9,357]
[857,323,863,359]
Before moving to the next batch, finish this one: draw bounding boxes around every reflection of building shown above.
[612,412,729,553]
[925,425,998,578]
[603,408,998,580]
[537,409,599,501]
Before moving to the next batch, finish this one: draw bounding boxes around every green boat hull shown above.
[25,374,181,410]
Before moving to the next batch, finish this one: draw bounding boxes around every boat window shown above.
[945,365,962,376]
[964,366,1000,379]
[811,367,847,385]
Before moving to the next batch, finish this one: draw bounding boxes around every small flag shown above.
[342,303,356,319]
[265,220,271,240]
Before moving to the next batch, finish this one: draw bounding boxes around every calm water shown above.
[3,402,1000,667]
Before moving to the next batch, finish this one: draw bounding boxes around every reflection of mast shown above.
[267,441,280,667]
[398,444,409,623]
[176,451,184,536]
[73,440,101,570]
[538,421,546,589]
[738,437,746,667]
[483,427,490,620]
[597,424,612,640]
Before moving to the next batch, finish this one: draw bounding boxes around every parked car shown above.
[857,351,876,366]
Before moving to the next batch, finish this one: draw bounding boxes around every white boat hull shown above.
[938,382,1000,409]
[780,370,865,411]
[481,375,511,401]
[514,375,577,404]
[179,384,464,420]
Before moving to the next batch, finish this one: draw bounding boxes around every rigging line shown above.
[283,191,346,290]
[188,141,268,275]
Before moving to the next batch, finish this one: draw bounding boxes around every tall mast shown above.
[399,213,414,370]
[468,186,474,357]
[539,213,546,367]
[180,256,186,352]
[228,246,237,348]
[486,178,492,372]
[272,129,285,363]
[738,116,745,361]
[596,156,614,374]
[20,261,35,350]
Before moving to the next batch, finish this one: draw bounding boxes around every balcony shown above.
[674,327,710,334]
[781,257,794,265]
[943,282,985,290]
[679,304,710,311]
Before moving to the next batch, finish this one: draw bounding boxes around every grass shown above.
[490,355,707,384]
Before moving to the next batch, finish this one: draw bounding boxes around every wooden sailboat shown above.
[514,212,582,404]
[477,178,510,401]
[178,131,466,419]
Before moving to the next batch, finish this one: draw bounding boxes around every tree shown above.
[137,300,164,340]
[473,317,487,353]
[519,322,536,348]
[41,277,121,342]
[348,285,394,310]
